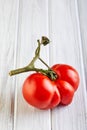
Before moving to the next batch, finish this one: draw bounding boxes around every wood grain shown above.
[0,0,87,130]
[14,0,51,130]
[0,0,19,129]
[77,0,87,88]
[48,0,87,130]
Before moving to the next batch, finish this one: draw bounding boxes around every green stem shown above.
[9,66,32,76]
[9,66,45,76]
[9,36,58,81]
[39,57,50,69]
[28,40,41,66]
[9,66,57,80]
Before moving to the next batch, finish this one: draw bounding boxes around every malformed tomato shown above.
[51,64,80,105]
[9,37,80,109]
[22,73,61,109]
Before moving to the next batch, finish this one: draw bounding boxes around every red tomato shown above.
[51,64,80,105]
[56,80,74,105]
[22,64,80,109]
[22,73,60,109]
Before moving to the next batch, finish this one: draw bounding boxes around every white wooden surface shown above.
[0,0,87,130]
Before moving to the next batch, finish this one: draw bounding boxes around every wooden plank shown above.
[14,0,51,130]
[77,0,87,87]
[1,0,86,130]
[0,0,19,130]
[48,0,87,130]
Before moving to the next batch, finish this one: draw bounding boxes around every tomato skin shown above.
[51,64,80,91]
[22,73,60,109]
[56,80,74,105]
[44,87,60,109]
[51,64,80,105]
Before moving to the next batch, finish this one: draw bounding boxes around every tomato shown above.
[51,64,80,91]
[51,64,80,105]
[9,36,80,109]
[22,73,61,109]
[22,64,80,109]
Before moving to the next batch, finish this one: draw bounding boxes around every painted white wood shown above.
[0,0,87,130]
[0,0,19,130]
[77,0,87,87]
[14,0,51,130]
[49,0,87,130]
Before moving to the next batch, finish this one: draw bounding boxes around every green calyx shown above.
[9,36,57,81]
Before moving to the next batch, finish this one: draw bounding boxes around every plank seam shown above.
[47,0,53,130]
[12,0,20,130]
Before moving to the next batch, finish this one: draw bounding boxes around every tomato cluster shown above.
[22,64,80,109]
